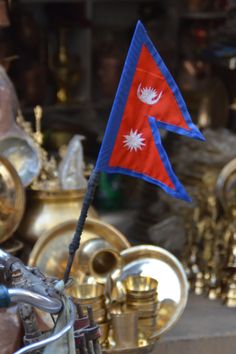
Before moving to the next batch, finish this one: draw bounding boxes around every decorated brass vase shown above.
[18,188,97,244]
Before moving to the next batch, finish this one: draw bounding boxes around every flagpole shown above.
[63,170,100,284]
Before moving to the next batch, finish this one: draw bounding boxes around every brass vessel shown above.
[18,188,97,244]
[78,238,122,284]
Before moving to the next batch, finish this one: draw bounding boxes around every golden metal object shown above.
[224,273,236,307]
[68,283,104,300]
[0,156,25,243]
[69,283,107,323]
[124,276,157,295]
[92,307,107,323]
[157,299,177,329]
[194,272,205,295]
[18,189,97,244]
[111,311,138,349]
[99,321,110,345]
[79,238,122,283]
[118,245,188,339]
[33,105,43,146]
[28,218,130,281]
[216,158,236,212]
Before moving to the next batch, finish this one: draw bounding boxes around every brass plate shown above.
[0,136,41,186]
[0,156,25,243]
[216,158,236,211]
[28,218,130,280]
[119,245,188,339]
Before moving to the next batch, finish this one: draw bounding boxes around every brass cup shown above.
[136,309,158,319]
[138,315,157,327]
[111,310,138,349]
[124,275,158,296]
[78,238,122,283]
[70,283,104,301]
[126,292,158,302]
[127,301,158,313]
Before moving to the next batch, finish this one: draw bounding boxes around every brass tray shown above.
[119,245,188,339]
[28,218,130,280]
[0,156,25,243]
[216,158,236,211]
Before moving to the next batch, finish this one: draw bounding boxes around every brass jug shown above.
[18,189,97,244]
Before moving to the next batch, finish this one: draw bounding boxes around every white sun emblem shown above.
[123,129,145,152]
[137,83,162,105]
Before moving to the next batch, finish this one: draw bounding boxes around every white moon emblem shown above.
[137,83,162,105]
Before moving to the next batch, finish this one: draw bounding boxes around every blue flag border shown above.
[95,20,204,202]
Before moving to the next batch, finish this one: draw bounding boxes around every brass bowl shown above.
[0,156,25,243]
[126,301,158,313]
[70,283,104,301]
[124,276,158,294]
[18,188,98,244]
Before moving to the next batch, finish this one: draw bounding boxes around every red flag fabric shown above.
[95,21,204,201]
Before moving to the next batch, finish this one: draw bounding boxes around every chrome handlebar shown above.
[8,288,62,314]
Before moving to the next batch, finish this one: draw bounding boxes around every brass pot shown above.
[78,238,123,284]
[18,188,97,244]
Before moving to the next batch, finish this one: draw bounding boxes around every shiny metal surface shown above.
[18,188,97,244]
[0,156,25,243]
[28,218,130,281]
[8,288,62,314]
[124,276,158,294]
[0,136,41,186]
[111,311,138,349]
[119,245,188,339]
[13,298,76,354]
[79,238,122,283]
[216,158,236,211]
[68,283,104,300]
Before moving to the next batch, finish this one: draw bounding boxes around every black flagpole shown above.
[64,170,100,284]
